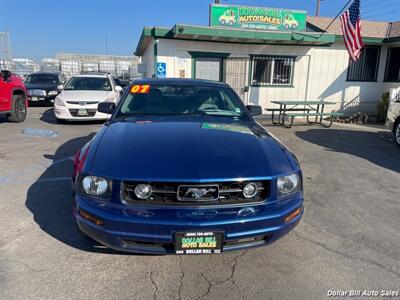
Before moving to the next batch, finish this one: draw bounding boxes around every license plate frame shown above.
[175,231,223,254]
[77,109,88,116]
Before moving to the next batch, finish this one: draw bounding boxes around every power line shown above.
[317,0,353,39]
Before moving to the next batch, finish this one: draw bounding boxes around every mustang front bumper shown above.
[74,194,304,254]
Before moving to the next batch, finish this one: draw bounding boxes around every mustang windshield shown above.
[64,77,112,91]
[117,84,247,118]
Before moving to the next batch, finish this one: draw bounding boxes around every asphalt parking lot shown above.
[1,107,399,300]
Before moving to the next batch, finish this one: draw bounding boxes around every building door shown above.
[223,57,250,104]
[195,58,221,81]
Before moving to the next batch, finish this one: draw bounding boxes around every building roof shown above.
[135,17,400,56]
[388,22,400,38]
[307,16,390,38]
[135,24,336,56]
[307,16,400,42]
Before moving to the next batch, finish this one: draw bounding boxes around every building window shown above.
[385,47,400,82]
[347,46,380,81]
[251,56,295,86]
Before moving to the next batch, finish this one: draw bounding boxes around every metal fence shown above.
[41,58,60,72]
[12,58,40,78]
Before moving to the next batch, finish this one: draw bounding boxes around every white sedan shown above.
[54,73,123,122]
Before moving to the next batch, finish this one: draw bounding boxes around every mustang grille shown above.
[122,181,270,206]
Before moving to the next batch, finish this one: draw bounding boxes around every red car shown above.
[0,70,28,122]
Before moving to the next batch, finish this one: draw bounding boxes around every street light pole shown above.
[316,0,321,16]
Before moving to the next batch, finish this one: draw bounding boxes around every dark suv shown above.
[25,72,66,105]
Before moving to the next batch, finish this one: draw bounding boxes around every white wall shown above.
[141,41,154,78]
[145,38,390,114]
[384,82,400,92]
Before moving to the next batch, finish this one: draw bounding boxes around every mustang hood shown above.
[89,120,294,181]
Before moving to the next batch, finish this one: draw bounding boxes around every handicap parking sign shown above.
[156,62,166,78]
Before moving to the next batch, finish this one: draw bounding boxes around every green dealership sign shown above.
[209,4,307,31]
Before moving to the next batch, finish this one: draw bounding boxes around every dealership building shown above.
[134,4,400,114]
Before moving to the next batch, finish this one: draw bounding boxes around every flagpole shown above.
[316,0,353,39]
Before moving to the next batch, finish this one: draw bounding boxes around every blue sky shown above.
[1,0,399,60]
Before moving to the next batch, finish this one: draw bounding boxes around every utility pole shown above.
[316,0,321,16]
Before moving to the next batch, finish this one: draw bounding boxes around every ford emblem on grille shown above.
[177,185,219,201]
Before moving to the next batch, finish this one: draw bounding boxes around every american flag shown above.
[340,0,364,61]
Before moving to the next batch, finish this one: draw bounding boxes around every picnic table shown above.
[267,100,343,128]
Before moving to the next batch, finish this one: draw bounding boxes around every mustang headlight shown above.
[54,97,65,107]
[277,173,301,197]
[48,90,58,96]
[81,176,111,197]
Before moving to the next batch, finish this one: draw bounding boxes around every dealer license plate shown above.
[175,231,223,254]
[77,109,88,116]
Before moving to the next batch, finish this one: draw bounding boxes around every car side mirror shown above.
[57,84,64,92]
[98,102,116,114]
[246,105,262,116]
[0,70,12,81]
[115,85,123,93]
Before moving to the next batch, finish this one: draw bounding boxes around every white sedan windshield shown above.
[64,77,112,91]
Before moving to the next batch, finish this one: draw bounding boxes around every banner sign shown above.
[209,4,307,31]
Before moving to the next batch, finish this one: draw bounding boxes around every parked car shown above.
[219,10,236,25]
[54,73,122,122]
[25,72,66,105]
[72,78,304,254]
[0,70,28,122]
[283,14,298,29]
[386,88,400,146]
[116,78,131,90]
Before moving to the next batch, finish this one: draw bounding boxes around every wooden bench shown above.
[284,112,344,128]
[265,108,310,124]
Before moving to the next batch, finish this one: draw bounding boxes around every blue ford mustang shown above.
[72,78,304,254]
